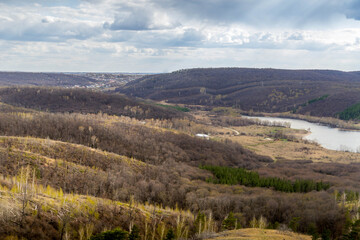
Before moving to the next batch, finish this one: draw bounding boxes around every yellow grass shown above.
[221,125,360,163]
[205,228,311,240]
[189,110,360,163]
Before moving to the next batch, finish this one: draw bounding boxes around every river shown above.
[244,116,360,152]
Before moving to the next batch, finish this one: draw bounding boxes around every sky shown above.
[1,0,360,72]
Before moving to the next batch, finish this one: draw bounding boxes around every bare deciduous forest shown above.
[119,68,360,119]
[0,86,359,240]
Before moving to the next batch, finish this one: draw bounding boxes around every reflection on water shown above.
[245,116,360,152]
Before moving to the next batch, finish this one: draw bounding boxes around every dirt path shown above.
[223,127,240,135]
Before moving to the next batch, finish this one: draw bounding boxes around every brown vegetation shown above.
[118,67,360,119]
[0,87,186,120]
[0,87,359,239]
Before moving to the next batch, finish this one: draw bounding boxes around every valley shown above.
[3,0,360,237]
[118,68,360,120]
[192,110,360,164]
[0,69,360,240]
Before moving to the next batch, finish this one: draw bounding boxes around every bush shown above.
[222,212,238,230]
[129,225,140,240]
[165,229,175,240]
[90,228,128,240]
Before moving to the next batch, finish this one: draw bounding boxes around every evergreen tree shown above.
[90,228,128,240]
[222,212,237,230]
[129,225,140,240]
[200,165,330,193]
[165,229,175,240]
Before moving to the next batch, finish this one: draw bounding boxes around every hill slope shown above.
[0,87,186,120]
[0,87,359,239]
[118,68,360,118]
[0,72,96,86]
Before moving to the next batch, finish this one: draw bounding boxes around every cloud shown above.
[287,33,304,41]
[106,9,153,31]
[1,0,360,72]
[149,0,358,29]
[104,5,179,31]
[0,18,102,42]
[0,4,104,42]
[345,0,360,20]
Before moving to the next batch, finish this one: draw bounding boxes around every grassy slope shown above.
[205,228,311,240]
[0,135,194,239]
[0,174,192,240]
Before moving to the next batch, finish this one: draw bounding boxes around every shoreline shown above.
[240,111,360,131]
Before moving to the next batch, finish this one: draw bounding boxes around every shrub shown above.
[90,228,128,240]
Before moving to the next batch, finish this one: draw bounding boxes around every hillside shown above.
[0,72,145,90]
[118,68,360,119]
[0,137,194,239]
[0,87,360,239]
[0,72,96,86]
[0,87,186,120]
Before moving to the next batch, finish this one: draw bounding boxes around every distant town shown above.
[69,73,147,90]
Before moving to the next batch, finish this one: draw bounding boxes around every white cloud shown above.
[0,0,360,72]
[105,6,179,31]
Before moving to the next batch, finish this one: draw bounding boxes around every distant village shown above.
[70,73,147,90]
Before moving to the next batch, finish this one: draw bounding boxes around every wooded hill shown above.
[0,87,186,120]
[0,72,96,86]
[0,87,359,239]
[0,72,145,90]
[118,68,360,119]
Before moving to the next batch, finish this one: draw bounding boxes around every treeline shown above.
[335,190,360,202]
[292,94,329,113]
[156,103,190,112]
[308,94,329,104]
[339,102,360,120]
[201,165,331,193]
[0,87,186,120]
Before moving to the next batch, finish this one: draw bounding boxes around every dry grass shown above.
[196,115,360,164]
[205,228,311,240]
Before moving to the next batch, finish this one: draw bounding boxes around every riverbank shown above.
[243,115,360,152]
[241,111,360,131]
[212,123,360,164]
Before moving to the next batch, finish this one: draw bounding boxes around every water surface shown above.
[245,116,360,152]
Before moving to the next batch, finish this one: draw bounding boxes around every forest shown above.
[118,68,360,120]
[0,86,359,240]
[200,165,331,193]
[339,103,360,120]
